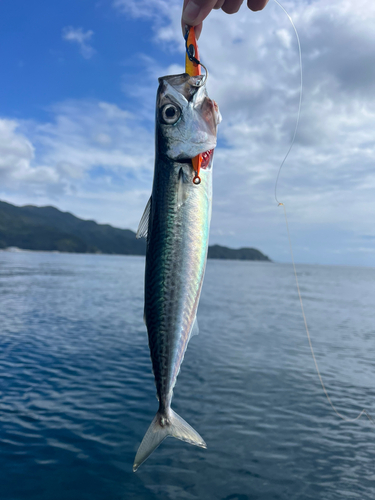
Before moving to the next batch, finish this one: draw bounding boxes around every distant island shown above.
[208,245,270,261]
[0,200,271,262]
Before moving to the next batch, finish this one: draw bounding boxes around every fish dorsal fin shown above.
[177,167,190,208]
[136,197,151,239]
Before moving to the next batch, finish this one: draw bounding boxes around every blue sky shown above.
[0,0,167,120]
[0,0,374,266]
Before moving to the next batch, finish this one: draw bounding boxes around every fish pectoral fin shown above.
[188,316,199,342]
[136,196,151,239]
[192,316,199,336]
[133,408,206,472]
[177,167,191,208]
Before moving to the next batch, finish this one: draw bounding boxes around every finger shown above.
[182,0,219,27]
[247,0,269,11]
[195,22,203,40]
[221,0,244,15]
[213,0,226,9]
[180,3,203,41]
[181,18,203,40]
[181,0,189,36]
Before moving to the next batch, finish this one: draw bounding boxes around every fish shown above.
[133,72,221,471]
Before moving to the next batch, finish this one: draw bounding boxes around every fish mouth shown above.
[201,149,213,170]
[177,148,214,168]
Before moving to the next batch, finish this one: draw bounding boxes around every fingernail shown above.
[183,0,201,24]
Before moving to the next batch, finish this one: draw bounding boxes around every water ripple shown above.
[0,253,374,499]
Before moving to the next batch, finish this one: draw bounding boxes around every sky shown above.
[0,0,374,266]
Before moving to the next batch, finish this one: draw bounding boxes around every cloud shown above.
[113,0,173,19]
[62,26,96,59]
[0,119,59,191]
[110,0,375,265]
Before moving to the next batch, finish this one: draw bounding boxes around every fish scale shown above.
[145,160,209,399]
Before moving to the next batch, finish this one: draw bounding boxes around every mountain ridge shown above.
[0,200,271,261]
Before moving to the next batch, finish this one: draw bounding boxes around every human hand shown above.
[182,0,269,39]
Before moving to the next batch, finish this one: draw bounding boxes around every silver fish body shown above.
[133,73,221,471]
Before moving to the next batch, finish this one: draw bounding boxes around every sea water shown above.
[0,251,374,500]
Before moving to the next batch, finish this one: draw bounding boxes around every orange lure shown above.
[185,26,203,185]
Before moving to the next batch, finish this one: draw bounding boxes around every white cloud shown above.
[62,26,96,59]
[0,119,59,190]
[33,100,152,175]
[113,0,174,19]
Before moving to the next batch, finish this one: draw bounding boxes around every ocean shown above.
[0,250,374,500]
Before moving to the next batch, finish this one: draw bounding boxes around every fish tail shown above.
[133,409,206,471]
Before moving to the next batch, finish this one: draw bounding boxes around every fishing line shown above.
[272,0,373,426]
[273,0,302,206]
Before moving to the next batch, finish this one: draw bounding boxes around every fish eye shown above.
[161,104,181,125]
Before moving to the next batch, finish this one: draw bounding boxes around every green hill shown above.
[208,244,270,261]
[0,200,271,261]
[0,200,146,255]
